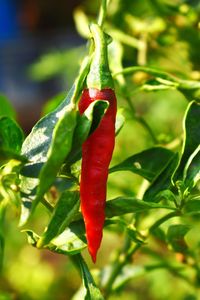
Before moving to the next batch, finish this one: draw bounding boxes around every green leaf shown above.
[115,108,125,136]
[184,200,200,215]
[73,254,104,300]
[51,221,86,255]
[126,225,146,244]
[42,92,67,115]
[37,190,80,247]
[24,221,87,255]
[0,149,27,163]
[144,153,179,202]
[20,87,76,224]
[34,104,77,209]
[112,264,145,291]
[153,189,177,203]
[29,45,87,82]
[109,147,174,182]
[0,94,16,119]
[67,100,109,164]
[183,145,200,190]
[23,229,39,246]
[105,197,175,218]
[151,227,166,242]
[0,117,24,162]
[173,101,200,187]
[19,177,38,226]
[167,224,190,254]
[178,81,200,102]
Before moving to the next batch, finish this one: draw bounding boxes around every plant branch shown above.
[113,66,177,82]
[103,243,141,298]
[149,211,180,233]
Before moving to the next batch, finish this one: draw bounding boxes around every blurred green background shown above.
[0,0,200,299]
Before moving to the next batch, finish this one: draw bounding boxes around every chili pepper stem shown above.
[87,24,114,90]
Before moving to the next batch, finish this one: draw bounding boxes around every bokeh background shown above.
[0,0,200,299]
[0,0,84,132]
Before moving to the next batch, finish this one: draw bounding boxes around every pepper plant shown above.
[0,0,200,299]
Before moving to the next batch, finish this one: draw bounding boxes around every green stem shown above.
[104,243,141,298]
[149,211,180,233]
[137,33,148,66]
[98,0,108,27]
[108,28,144,50]
[87,23,114,90]
[113,66,177,82]
[71,0,110,104]
[104,210,180,297]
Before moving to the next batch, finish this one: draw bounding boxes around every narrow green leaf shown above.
[112,264,145,291]
[67,100,109,164]
[184,200,200,215]
[154,189,177,203]
[183,145,200,190]
[51,221,86,255]
[151,227,166,242]
[0,94,16,119]
[23,229,39,246]
[37,190,79,247]
[0,117,24,162]
[42,92,67,115]
[126,225,146,244]
[73,254,104,300]
[167,224,190,254]
[144,153,179,202]
[110,147,174,182]
[173,101,200,186]
[34,104,77,209]
[0,149,27,163]
[115,108,125,136]
[19,177,38,226]
[105,197,175,218]
[23,221,87,255]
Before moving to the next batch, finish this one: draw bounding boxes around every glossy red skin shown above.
[79,88,117,263]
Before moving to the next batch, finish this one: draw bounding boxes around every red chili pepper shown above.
[79,24,117,263]
[79,88,116,262]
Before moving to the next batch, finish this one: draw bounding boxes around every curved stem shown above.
[149,211,180,233]
[103,243,141,298]
[113,66,177,82]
